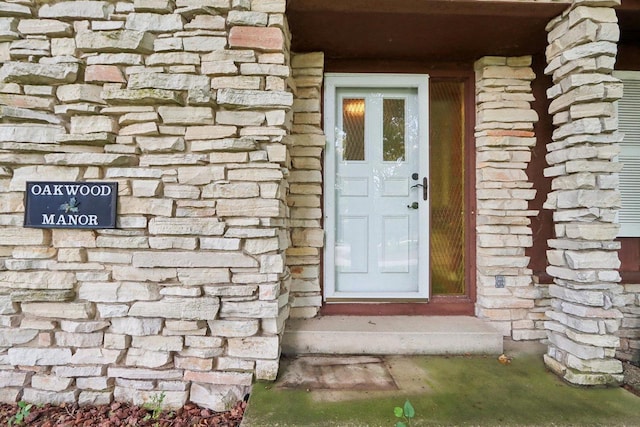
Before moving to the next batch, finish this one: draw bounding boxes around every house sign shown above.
[24,181,118,229]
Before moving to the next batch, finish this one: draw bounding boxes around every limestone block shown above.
[149,236,198,250]
[110,317,163,336]
[115,197,174,216]
[136,136,185,153]
[126,347,171,368]
[564,223,619,240]
[23,388,78,406]
[185,15,225,30]
[0,329,38,347]
[0,267,75,289]
[177,268,230,285]
[0,123,65,143]
[128,297,221,320]
[148,217,224,235]
[52,366,105,378]
[133,0,175,12]
[146,53,196,68]
[17,22,68,40]
[564,250,620,269]
[79,391,112,405]
[125,13,184,32]
[190,383,246,412]
[39,1,113,19]
[220,300,278,318]
[54,331,104,347]
[70,116,118,135]
[127,71,208,92]
[217,88,292,109]
[158,106,213,125]
[8,347,72,366]
[180,35,226,52]
[208,319,259,337]
[70,348,123,364]
[56,84,104,104]
[227,336,279,359]
[211,76,261,90]
[0,18,19,41]
[0,371,32,388]
[76,30,155,53]
[216,199,284,217]
[22,302,94,319]
[184,370,252,386]
[133,335,183,352]
[227,168,283,181]
[251,0,285,12]
[114,386,187,409]
[9,166,80,192]
[44,153,138,166]
[60,320,109,333]
[227,10,268,26]
[2,104,63,125]
[200,237,241,250]
[78,282,160,303]
[192,138,257,153]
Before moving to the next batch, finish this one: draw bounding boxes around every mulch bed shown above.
[0,400,245,426]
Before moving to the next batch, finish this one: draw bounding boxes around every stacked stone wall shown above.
[543,0,626,385]
[286,52,324,318]
[618,283,640,365]
[474,56,546,340]
[0,0,292,410]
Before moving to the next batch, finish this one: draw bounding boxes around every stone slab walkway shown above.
[241,341,640,426]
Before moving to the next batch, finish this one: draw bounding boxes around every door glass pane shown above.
[342,98,365,161]
[430,80,466,295]
[383,98,405,162]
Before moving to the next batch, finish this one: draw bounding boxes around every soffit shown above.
[286,0,637,63]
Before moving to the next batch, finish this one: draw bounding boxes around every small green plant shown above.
[8,401,33,426]
[143,391,166,423]
[393,399,415,427]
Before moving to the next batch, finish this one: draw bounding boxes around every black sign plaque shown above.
[24,181,118,229]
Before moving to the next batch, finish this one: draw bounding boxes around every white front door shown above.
[324,74,430,300]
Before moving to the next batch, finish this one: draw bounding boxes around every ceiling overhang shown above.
[287,0,640,64]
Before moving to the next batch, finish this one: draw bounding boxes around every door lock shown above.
[407,202,419,209]
[410,177,428,200]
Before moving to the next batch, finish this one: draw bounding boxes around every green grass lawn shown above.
[242,354,640,427]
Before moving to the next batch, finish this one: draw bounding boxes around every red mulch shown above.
[0,400,245,426]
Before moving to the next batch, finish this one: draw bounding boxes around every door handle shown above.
[410,177,428,200]
[407,202,419,209]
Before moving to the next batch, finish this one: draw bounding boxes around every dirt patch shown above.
[0,399,245,426]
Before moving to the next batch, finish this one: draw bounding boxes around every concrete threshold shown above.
[282,315,503,356]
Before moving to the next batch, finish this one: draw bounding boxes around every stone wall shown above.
[0,0,293,410]
[618,283,640,365]
[543,0,626,385]
[286,52,324,318]
[474,56,547,340]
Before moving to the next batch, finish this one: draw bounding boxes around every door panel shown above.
[324,74,430,300]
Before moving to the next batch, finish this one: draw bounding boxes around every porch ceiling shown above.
[286,0,639,63]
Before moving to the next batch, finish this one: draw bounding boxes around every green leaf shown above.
[404,400,415,419]
[395,422,407,427]
[393,407,404,418]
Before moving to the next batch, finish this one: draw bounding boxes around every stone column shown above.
[286,52,325,318]
[543,0,625,385]
[474,56,543,340]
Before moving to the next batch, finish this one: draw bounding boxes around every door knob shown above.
[407,202,419,209]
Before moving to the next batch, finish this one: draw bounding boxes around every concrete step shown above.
[282,315,503,355]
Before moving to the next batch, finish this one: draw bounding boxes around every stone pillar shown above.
[474,56,543,340]
[286,52,325,318]
[543,0,625,385]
